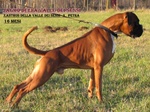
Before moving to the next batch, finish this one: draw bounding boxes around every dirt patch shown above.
[44,26,68,33]
[78,26,89,31]
[44,26,89,33]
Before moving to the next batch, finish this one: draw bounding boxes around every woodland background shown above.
[0,0,150,11]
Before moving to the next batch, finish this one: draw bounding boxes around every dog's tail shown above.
[22,26,48,56]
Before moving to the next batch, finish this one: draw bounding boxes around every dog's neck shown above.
[97,25,118,38]
[101,13,126,33]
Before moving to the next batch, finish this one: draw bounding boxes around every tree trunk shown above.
[74,0,76,8]
[133,0,136,10]
[83,0,86,8]
[116,0,118,10]
[100,0,103,10]
[106,0,109,10]
[98,0,101,10]
[87,0,88,11]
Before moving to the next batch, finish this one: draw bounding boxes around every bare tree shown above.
[106,0,109,10]
[100,0,103,10]
[133,0,136,10]
[83,0,86,9]
[116,0,118,10]
[87,0,89,11]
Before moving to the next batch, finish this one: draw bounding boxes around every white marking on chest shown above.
[111,34,116,53]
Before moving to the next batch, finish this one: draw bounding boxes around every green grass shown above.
[0,10,150,112]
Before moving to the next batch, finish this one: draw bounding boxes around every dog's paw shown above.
[88,89,93,98]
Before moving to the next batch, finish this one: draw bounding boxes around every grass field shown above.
[0,10,150,112]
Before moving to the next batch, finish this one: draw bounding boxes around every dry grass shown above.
[0,10,150,112]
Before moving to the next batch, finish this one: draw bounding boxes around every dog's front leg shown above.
[94,65,103,102]
[88,69,95,98]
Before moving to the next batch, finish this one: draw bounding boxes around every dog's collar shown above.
[95,24,118,38]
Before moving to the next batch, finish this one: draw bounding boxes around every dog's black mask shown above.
[130,24,143,38]
[127,12,143,38]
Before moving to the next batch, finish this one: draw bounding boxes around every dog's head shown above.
[120,12,143,38]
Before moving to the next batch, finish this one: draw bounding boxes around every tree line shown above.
[1,0,150,10]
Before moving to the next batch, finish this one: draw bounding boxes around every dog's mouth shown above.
[129,24,143,39]
[130,35,137,39]
[126,33,138,39]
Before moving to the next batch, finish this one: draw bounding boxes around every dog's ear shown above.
[126,12,138,25]
[126,12,140,26]
[125,12,134,25]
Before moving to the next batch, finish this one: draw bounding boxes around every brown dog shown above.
[6,12,143,107]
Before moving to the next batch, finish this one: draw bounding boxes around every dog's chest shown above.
[111,34,116,53]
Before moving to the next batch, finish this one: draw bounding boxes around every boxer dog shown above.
[6,12,143,107]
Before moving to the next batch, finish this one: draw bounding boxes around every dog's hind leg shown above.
[6,76,33,104]
[5,57,45,103]
[10,57,56,107]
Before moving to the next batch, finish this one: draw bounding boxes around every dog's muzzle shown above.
[130,24,143,38]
